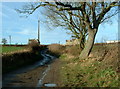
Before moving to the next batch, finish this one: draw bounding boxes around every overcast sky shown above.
[1,2,118,45]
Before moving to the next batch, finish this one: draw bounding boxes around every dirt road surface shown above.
[2,54,62,88]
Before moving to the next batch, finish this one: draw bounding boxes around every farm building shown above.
[28,39,39,44]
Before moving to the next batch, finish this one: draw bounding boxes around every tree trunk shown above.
[79,28,98,59]
[79,37,84,50]
[79,33,86,50]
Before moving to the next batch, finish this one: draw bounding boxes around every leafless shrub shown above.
[48,44,65,56]
[28,40,40,52]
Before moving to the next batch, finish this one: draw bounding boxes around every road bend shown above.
[2,49,57,88]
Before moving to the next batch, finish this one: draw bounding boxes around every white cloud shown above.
[17,28,37,36]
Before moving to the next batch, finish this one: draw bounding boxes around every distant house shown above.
[66,39,80,45]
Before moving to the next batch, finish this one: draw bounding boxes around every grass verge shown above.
[60,54,119,87]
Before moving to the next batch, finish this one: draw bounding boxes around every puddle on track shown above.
[37,65,51,87]
[44,83,57,87]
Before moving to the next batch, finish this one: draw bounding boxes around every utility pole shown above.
[38,19,40,44]
[9,35,11,45]
[59,41,60,44]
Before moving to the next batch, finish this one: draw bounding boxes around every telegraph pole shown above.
[9,35,11,45]
[38,19,40,44]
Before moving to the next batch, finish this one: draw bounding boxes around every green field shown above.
[1,46,25,53]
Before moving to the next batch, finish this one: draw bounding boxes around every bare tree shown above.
[16,3,88,49]
[16,1,119,59]
[2,38,7,45]
[42,6,88,49]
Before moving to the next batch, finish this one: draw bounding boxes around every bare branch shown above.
[96,2,118,27]
[101,11,118,23]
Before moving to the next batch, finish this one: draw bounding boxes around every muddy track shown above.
[2,49,60,88]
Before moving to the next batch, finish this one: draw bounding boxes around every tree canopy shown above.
[16,1,119,59]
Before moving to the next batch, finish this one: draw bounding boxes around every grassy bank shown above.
[60,54,119,87]
[2,44,46,74]
[2,51,43,74]
[48,43,119,87]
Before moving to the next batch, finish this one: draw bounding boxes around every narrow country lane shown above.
[2,49,61,88]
